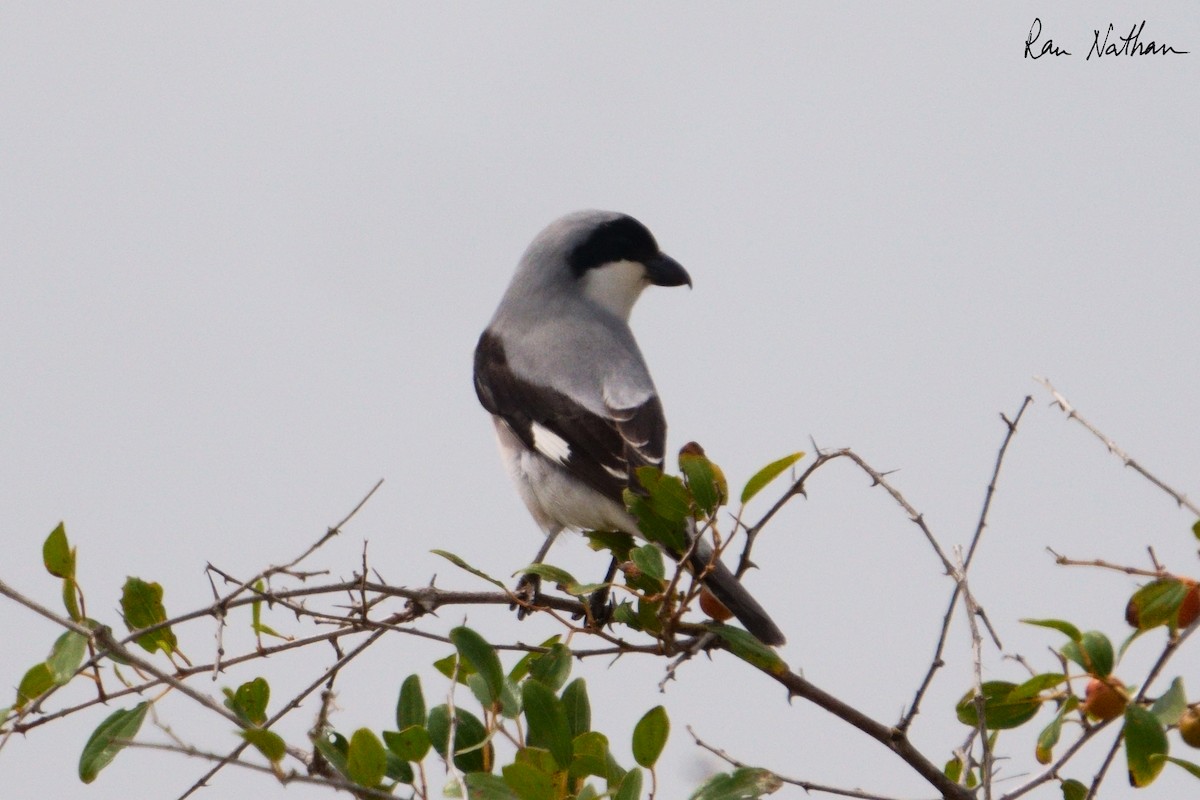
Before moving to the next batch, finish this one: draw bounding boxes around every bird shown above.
[473,210,786,646]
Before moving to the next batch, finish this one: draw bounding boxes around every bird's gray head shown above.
[505,210,691,322]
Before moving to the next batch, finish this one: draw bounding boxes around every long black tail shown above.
[687,539,786,646]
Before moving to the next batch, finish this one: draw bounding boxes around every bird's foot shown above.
[511,572,542,620]
[579,584,614,630]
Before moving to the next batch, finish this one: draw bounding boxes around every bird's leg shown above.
[581,557,618,629]
[513,526,562,619]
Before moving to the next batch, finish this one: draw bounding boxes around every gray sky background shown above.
[3,4,1199,798]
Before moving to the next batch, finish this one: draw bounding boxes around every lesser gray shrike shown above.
[474,210,785,646]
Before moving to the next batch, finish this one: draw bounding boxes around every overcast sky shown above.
[3,4,1199,799]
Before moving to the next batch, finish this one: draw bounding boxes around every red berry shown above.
[1082,678,1127,722]
[1178,583,1200,628]
[1180,707,1200,748]
[699,587,733,621]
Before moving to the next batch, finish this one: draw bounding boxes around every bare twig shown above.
[687,724,934,800]
[1036,378,1199,516]
[1046,549,1171,579]
[954,549,993,800]
[123,740,396,799]
[177,627,388,799]
[901,397,1031,731]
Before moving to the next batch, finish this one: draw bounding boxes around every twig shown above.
[901,397,1030,731]
[177,627,388,799]
[1046,549,1170,579]
[954,548,993,800]
[1036,378,1199,516]
[202,479,385,640]
[687,725,923,800]
[736,652,972,799]
[123,740,396,799]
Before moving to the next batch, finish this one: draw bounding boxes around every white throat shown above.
[579,260,649,321]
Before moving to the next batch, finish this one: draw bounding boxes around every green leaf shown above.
[120,577,176,655]
[427,704,490,772]
[451,627,506,708]
[497,678,523,720]
[1126,704,1169,786]
[561,678,591,738]
[78,702,149,783]
[433,652,474,685]
[605,747,628,786]
[1128,580,1191,631]
[383,725,431,762]
[1010,672,1068,700]
[313,731,349,776]
[515,746,559,775]
[612,600,641,630]
[47,631,88,685]
[1022,618,1083,642]
[502,761,556,800]
[740,453,803,505]
[62,577,81,622]
[1164,755,1200,778]
[1060,778,1087,800]
[468,674,496,712]
[630,545,666,583]
[385,750,414,783]
[522,679,573,769]
[585,531,637,561]
[43,522,75,579]
[517,563,603,597]
[955,681,1042,730]
[528,643,572,692]
[570,731,612,781]
[1152,677,1187,726]
[625,467,690,552]
[690,767,783,799]
[248,580,284,640]
[430,549,507,589]
[508,636,561,683]
[242,728,286,763]
[632,705,669,769]
[679,451,723,515]
[1192,519,1200,540]
[223,677,270,725]
[614,767,643,800]
[345,728,388,788]
[1036,697,1079,765]
[635,596,663,635]
[16,663,54,707]
[397,674,426,729]
[706,624,788,674]
[465,772,520,800]
[1061,631,1115,677]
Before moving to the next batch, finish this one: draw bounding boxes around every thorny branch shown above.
[4,382,1200,799]
[1037,377,1199,517]
[688,725,912,800]
[901,396,1032,732]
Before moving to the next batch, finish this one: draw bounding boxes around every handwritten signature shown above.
[1025,18,1188,60]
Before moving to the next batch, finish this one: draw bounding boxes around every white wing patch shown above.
[602,464,627,479]
[531,422,572,465]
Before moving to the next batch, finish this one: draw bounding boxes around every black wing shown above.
[474,330,665,504]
